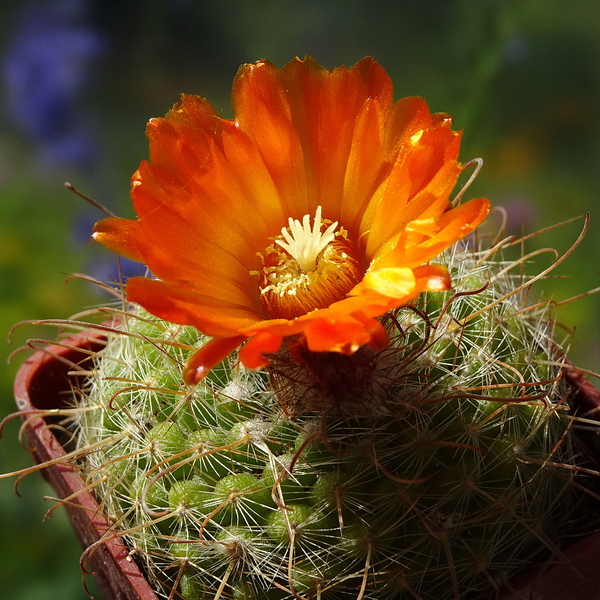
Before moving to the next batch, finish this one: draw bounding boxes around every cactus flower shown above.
[93,56,490,384]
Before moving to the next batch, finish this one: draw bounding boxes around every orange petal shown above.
[351,312,389,351]
[365,136,462,259]
[184,336,246,385]
[133,96,287,287]
[373,196,490,271]
[131,159,268,284]
[93,217,144,263]
[338,99,388,236]
[145,95,219,182]
[358,267,417,299]
[402,197,491,268]
[303,316,374,354]
[234,57,394,223]
[232,60,309,218]
[126,277,260,338]
[412,264,451,292]
[239,331,284,369]
[285,57,394,221]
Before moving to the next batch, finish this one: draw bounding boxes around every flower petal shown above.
[357,267,417,299]
[349,312,389,351]
[93,217,144,263]
[372,196,490,271]
[184,336,246,385]
[364,125,462,259]
[126,277,260,338]
[413,264,452,292]
[239,331,284,369]
[234,57,395,227]
[232,60,309,218]
[303,316,374,354]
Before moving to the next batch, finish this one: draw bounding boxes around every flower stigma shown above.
[275,206,337,273]
[255,206,362,320]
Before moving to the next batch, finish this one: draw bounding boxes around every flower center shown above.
[255,207,362,320]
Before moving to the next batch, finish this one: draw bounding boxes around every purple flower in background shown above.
[2,0,105,172]
[500,196,536,233]
[88,254,151,288]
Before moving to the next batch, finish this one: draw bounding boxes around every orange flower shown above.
[93,57,490,385]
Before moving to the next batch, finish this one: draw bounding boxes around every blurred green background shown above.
[1,0,600,598]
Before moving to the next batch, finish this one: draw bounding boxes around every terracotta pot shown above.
[12,330,600,600]
[13,328,158,600]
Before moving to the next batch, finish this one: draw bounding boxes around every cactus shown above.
[74,238,577,600]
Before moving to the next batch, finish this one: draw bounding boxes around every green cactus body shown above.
[76,245,576,600]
